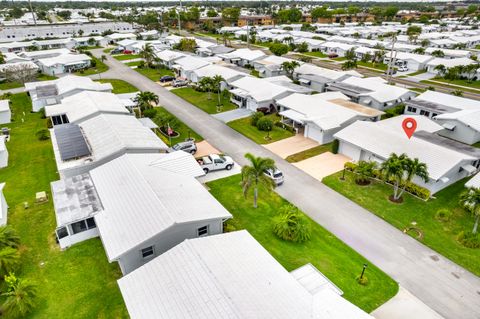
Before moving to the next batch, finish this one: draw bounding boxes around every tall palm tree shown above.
[280,61,300,80]
[0,226,20,249]
[398,157,429,199]
[0,247,20,275]
[139,43,155,67]
[342,59,357,70]
[460,187,480,234]
[198,76,214,100]
[241,153,276,208]
[1,277,37,318]
[380,153,408,201]
[134,91,159,111]
[212,75,225,108]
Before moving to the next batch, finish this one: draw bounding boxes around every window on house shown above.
[71,220,87,234]
[141,246,154,258]
[197,225,209,237]
[86,217,96,229]
[420,110,430,117]
[56,227,68,239]
[407,106,417,113]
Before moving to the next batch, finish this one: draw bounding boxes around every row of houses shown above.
[24,74,373,318]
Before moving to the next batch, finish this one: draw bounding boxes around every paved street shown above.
[92,49,480,319]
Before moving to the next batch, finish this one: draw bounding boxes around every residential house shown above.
[334,115,480,194]
[326,77,416,110]
[37,53,92,76]
[0,100,11,124]
[33,38,76,50]
[277,92,383,144]
[319,41,356,57]
[73,36,107,48]
[405,91,480,145]
[253,55,302,78]
[190,64,246,86]
[171,55,212,80]
[154,49,187,69]
[0,183,7,226]
[384,51,433,71]
[294,63,360,93]
[218,48,267,67]
[105,32,137,44]
[18,48,71,62]
[426,57,475,74]
[25,75,113,112]
[229,76,312,112]
[118,230,373,319]
[196,45,235,57]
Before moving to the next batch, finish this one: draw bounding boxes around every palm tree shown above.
[460,187,480,234]
[100,55,107,63]
[380,153,408,201]
[398,157,429,198]
[139,43,155,67]
[342,59,357,70]
[354,161,377,185]
[134,91,159,111]
[434,64,446,76]
[0,247,20,275]
[280,61,300,80]
[1,277,37,318]
[431,50,445,58]
[198,76,214,100]
[413,47,426,55]
[211,75,225,109]
[241,153,276,208]
[0,226,20,249]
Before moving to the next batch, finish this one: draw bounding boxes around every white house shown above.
[45,91,131,126]
[73,36,107,48]
[171,55,212,80]
[334,115,480,194]
[25,75,113,112]
[319,41,356,57]
[190,64,246,85]
[277,92,383,144]
[19,48,71,62]
[50,113,168,178]
[154,49,187,68]
[229,76,312,112]
[91,153,231,274]
[404,91,480,145]
[426,57,475,74]
[0,136,8,169]
[218,48,267,67]
[253,55,302,78]
[327,77,416,110]
[118,230,373,319]
[294,63,360,93]
[105,32,137,44]
[33,38,76,51]
[0,183,7,226]
[37,53,92,76]
[384,51,434,71]
[0,100,11,125]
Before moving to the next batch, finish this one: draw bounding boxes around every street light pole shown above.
[178,0,182,33]
[360,263,368,279]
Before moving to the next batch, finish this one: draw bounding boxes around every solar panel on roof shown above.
[54,124,91,161]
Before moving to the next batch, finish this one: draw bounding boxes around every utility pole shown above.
[385,33,397,85]
[246,19,249,48]
[177,0,182,33]
[27,0,37,25]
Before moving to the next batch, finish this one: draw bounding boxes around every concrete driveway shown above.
[293,152,350,181]
[195,140,220,158]
[263,135,319,159]
[212,108,252,123]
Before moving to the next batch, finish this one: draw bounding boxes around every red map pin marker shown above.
[402,117,417,139]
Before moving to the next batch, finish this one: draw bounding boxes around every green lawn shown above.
[153,107,203,146]
[304,51,328,58]
[95,79,139,94]
[135,67,174,82]
[323,172,480,277]
[208,175,398,312]
[103,47,114,54]
[420,79,480,94]
[429,77,480,90]
[113,54,142,61]
[0,93,127,318]
[171,87,237,114]
[75,56,108,76]
[228,114,294,144]
[405,70,427,77]
[286,143,333,163]
[0,82,23,90]
[125,61,143,67]
[357,61,388,71]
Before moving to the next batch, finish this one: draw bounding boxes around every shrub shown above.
[35,129,49,141]
[457,231,480,248]
[143,108,157,118]
[46,119,52,129]
[331,139,339,154]
[344,162,357,171]
[90,59,97,67]
[137,60,146,69]
[383,103,405,119]
[435,209,452,222]
[273,205,312,243]
[274,121,295,133]
[256,117,273,131]
[250,112,264,126]
[223,220,237,233]
[356,275,369,286]
[38,108,46,119]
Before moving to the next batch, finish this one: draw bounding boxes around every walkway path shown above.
[90,49,480,319]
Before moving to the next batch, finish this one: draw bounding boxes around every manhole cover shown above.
[451,272,460,279]
[430,255,439,261]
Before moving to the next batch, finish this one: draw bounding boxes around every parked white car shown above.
[397,66,408,72]
[197,154,234,174]
[264,168,284,185]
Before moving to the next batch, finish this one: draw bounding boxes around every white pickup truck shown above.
[197,154,234,174]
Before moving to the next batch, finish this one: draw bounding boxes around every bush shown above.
[356,275,369,286]
[250,112,264,126]
[402,182,431,200]
[35,129,49,141]
[268,42,289,56]
[90,59,97,67]
[273,205,312,243]
[223,220,237,233]
[143,108,158,119]
[46,119,52,129]
[39,107,46,119]
[274,121,296,133]
[331,139,339,154]
[256,117,273,131]
[457,231,480,248]
[435,209,452,222]
[383,103,405,119]
[137,60,146,69]
[344,162,357,171]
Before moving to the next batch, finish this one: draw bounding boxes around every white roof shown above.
[38,53,91,67]
[192,64,246,82]
[426,57,474,68]
[118,230,372,319]
[173,55,211,72]
[414,90,480,112]
[436,110,480,132]
[0,100,9,113]
[340,77,413,103]
[220,48,266,62]
[92,154,231,260]
[295,63,356,81]
[154,49,187,62]
[465,172,480,188]
[45,91,130,123]
[107,32,136,40]
[334,116,474,180]
[388,51,434,64]
[20,48,71,59]
[230,76,293,102]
